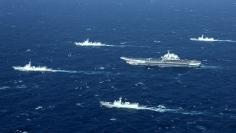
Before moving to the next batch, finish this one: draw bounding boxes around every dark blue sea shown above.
[1,0,236,132]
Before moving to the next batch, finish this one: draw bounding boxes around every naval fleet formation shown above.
[12,34,235,112]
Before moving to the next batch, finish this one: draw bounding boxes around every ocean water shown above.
[1,0,236,132]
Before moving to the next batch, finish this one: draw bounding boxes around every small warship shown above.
[12,61,51,72]
[190,35,216,42]
[74,39,110,47]
[100,97,140,109]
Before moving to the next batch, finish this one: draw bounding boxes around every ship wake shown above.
[100,98,203,115]
[199,65,221,69]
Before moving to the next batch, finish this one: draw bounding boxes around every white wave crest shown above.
[35,106,43,110]
[100,98,202,115]
[74,39,113,47]
[0,86,10,90]
[13,61,77,73]
[190,35,236,42]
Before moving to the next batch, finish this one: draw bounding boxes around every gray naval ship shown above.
[120,51,201,68]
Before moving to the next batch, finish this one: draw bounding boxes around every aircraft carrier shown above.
[120,51,201,68]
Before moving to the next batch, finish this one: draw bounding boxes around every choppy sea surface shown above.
[1,0,236,133]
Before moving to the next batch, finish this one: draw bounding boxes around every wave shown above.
[153,40,161,43]
[0,86,10,90]
[120,42,129,45]
[35,106,43,110]
[15,130,28,133]
[16,85,27,89]
[100,98,203,115]
[190,35,236,43]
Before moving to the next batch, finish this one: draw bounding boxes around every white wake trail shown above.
[214,39,236,43]
[199,65,221,69]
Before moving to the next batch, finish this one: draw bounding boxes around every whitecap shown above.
[0,86,10,90]
[25,49,31,52]
[135,82,145,86]
[110,118,117,121]
[98,66,105,70]
[75,103,83,107]
[35,106,43,110]
[15,130,28,133]
[16,85,27,89]
[120,42,128,44]
[153,40,161,43]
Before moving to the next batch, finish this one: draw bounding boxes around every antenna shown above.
[29,60,32,66]
[119,97,122,102]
